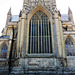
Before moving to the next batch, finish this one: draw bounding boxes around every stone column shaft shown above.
[20,18,25,52]
[17,18,21,58]
[59,16,66,58]
[54,13,62,57]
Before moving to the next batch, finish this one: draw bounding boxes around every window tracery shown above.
[65,38,75,56]
[1,44,8,58]
[28,11,52,54]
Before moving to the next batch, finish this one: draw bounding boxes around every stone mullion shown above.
[42,19,45,53]
[35,20,37,53]
[48,19,50,53]
[67,43,70,56]
[33,20,34,53]
[65,43,67,56]
[44,21,45,53]
[30,20,32,54]
[41,20,42,53]
[35,37,37,53]
[38,20,39,53]
[66,43,68,56]
[72,42,74,56]
[46,20,48,53]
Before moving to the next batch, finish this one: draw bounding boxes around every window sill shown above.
[0,58,7,61]
[26,54,54,58]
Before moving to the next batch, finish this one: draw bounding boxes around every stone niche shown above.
[67,56,75,67]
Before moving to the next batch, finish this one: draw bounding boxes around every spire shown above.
[68,7,72,14]
[8,8,12,15]
[68,7,74,24]
[6,8,12,25]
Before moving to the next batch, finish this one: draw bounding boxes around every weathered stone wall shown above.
[67,56,75,67]
[19,57,60,72]
[0,59,8,67]
[0,59,8,74]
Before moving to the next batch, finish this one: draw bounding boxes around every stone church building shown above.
[0,0,75,74]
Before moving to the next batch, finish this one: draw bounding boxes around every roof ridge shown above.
[12,15,19,16]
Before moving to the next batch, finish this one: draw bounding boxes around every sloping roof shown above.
[11,15,19,22]
[0,36,10,39]
[10,14,69,22]
[61,14,69,21]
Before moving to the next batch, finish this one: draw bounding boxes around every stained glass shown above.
[65,38,74,56]
[1,44,8,58]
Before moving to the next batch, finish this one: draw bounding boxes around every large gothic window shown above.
[1,44,8,58]
[28,11,52,54]
[65,38,75,56]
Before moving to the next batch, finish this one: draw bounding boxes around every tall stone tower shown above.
[68,7,74,24]
[1,0,75,74]
[16,0,66,74]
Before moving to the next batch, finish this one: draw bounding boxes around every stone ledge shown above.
[26,54,54,58]
[0,58,7,61]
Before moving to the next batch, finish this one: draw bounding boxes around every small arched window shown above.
[1,44,8,58]
[65,38,75,56]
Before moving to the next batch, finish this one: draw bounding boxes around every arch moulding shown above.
[25,4,54,55]
[65,34,75,42]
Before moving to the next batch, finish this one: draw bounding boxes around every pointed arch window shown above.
[65,38,75,56]
[1,44,8,58]
[28,11,52,54]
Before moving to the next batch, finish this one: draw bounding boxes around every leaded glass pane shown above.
[37,11,43,16]
[28,11,52,54]
[65,38,75,56]
[1,44,8,58]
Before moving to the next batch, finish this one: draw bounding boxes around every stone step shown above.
[10,66,75,74]
[11,66,24,74]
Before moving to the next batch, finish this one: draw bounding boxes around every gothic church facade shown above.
[0,0,75,74]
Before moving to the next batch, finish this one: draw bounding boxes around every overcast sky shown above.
[0,0,75,36]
